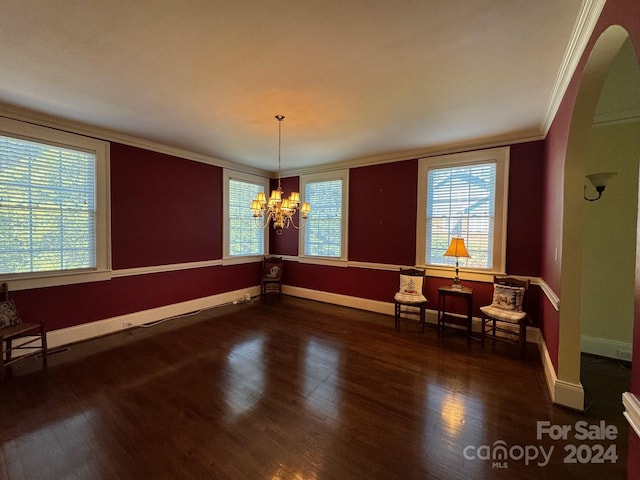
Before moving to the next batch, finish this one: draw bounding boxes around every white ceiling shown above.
[0,0,587,173]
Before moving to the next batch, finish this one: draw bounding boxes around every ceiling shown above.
[0,1,588,173]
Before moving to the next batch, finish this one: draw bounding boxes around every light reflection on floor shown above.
[303,338,341,421]
[225,335,266,418]
[423,383,485,476]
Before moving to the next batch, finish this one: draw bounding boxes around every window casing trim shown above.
[0,117,111,290]
[223,169,269,259]
[416,146,509,276]
[299,169,349,262]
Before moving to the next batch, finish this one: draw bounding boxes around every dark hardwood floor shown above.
[0,296,629,479]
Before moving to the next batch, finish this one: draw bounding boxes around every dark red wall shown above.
[507,141,544,276]
[285,262,398,300]
[111,143,222,268]
[349,160,418,265]
[539,113,568,375]
[13,263,261,331]
[269,176,300,256]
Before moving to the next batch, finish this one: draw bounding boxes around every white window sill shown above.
[1,269,112,291]
[222,256,264,266]
[297,256,349,267]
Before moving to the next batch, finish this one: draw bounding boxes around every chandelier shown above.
[250,115,311,235]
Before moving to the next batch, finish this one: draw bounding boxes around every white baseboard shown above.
[554,379,585,411]
[283,285,541,343]
[22,274,554,351]
[42,285,543,351]
[538,334,585,411]
[581,335,633,361]
[23,285,527,354]
[538,335,558,403]
[283,285,396,316]
[45,286,260,351]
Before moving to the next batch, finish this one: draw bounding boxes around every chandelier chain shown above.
[276,115,283,188]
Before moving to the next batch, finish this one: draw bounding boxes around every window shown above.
[417,147,509,276]
[0,117,109,285]
[300,170,348,260]
[223,170,268,258]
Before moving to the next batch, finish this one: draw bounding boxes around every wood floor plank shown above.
[0,296,629,479]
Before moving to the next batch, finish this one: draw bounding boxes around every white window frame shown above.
[223,169,269,263]
[299,169,349,265]
[416,147,509,281]
[0,117,111,289]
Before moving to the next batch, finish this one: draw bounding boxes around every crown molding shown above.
[0,101,272,178]
[540,0,607,135]
[280,129,543,177]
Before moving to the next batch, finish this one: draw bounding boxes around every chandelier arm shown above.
[254,215,271,229]
[287,213,307,230]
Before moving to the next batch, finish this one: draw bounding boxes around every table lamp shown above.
[444,237,471,289]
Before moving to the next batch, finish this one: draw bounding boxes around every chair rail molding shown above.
[536,277,560,311]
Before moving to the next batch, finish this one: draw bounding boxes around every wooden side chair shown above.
[261,256,283,302]
[480,276,530,357]
[0,283,47,380]
[394,268,429,332]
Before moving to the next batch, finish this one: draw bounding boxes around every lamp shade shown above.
[270,190,282,202]
[289,192,300,204]
[586,172,617,188]
[301,202,311,218]
[444,238,471,258]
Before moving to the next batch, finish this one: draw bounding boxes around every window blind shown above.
[426,162,496,268]
[0,135,96,274]
[228,179,264,256]
[304,179,342,257]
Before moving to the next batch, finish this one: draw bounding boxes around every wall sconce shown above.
[584,172,617,202]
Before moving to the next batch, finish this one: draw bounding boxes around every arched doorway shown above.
[559,25,640,410]
[580,37,639,408]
